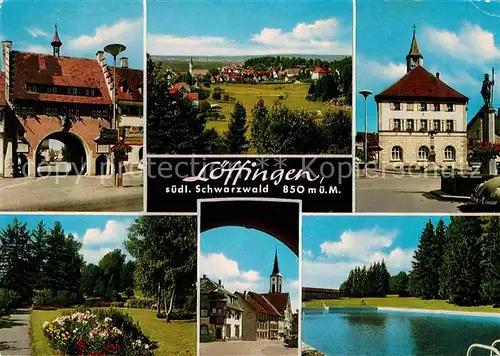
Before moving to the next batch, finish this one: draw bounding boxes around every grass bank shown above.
[304,295,500,314]
[205,83,341,133]
[31,308,196,356]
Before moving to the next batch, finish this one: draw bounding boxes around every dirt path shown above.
[0,309,31,356]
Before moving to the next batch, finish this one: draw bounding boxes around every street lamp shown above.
[359,89,373,177]
[104,43,126,187]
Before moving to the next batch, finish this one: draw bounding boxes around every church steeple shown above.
[189,58,194,76]
[269,248,283,293]
[51,23,63,57]
[406,25,423,72]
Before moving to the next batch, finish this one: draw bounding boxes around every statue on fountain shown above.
[481,73,494,108]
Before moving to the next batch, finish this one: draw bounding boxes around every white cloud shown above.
[80,247,113,265]
[27,27,49,38]
[82,219,132,246]
[320,227,398,260]
[200,253,242,279]
[368,248,414,274]
[67,18,142,52]
[358,57,406,82]
[424,22,500,63]
[148,17,350,56]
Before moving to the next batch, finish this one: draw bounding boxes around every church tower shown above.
[189,58,194,76]
[269,248,283,293]
[51,23,63,57]
[406,25,423,72]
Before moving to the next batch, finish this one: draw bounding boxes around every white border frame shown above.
[196,197,302,356]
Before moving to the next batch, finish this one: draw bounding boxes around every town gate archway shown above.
[199,200,300,256]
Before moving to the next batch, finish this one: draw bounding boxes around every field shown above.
[204,83,338,133]
[31,308,196,356]
[304,295,500,313]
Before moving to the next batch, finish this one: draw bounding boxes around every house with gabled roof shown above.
[375,27,469,171]
[199,276,243,342]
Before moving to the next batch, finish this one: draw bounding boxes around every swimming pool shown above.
[302,308,500,356]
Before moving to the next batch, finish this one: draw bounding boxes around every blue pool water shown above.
[302,308,500,356]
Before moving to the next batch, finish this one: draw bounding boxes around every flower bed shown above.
[42,308,157,355]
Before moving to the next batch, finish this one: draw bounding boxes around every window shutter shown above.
[454,120,457,132]
[389,119,393,131]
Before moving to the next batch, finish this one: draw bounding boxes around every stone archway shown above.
[34,131,90,177]
[200,200,300,256]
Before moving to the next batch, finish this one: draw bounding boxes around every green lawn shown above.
[205,83,339,133]
[304,295,500,313]
[31,308,196,356]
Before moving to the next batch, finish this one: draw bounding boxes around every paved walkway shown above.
[0,309,31,356]
[0,173,143,212]
[356,170,463,213]
[200,340,297,356]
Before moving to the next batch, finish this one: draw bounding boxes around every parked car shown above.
[471,176,500,205]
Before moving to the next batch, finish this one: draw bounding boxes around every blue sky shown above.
[147,0,352,56]
[201,226,299,310]
[0,214,138,265]
[0,0,143,68]
[302,215,450,289]
[357,0,500,132]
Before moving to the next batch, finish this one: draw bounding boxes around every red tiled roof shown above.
[184,92,199,101]
[375,66,468,102]
[312,67,330,74]
[249,292,281,316]
[109,67,143,102]
[0,72,5,106]
[302,287,340,293]
[11,51,111,105]
[169,82,188,95]
[261,293,290,313]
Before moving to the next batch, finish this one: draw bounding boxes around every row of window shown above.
[27,84,99,97]
[14,106,108,117]
[391,145,456,161]
[225,324,240,338]
[391,102,455,112]
[391,118,455,132]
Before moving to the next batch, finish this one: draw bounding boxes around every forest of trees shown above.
[0,216,197,320]
[147,55,352,155]
[339,261,391,297]
[339,217,500,307]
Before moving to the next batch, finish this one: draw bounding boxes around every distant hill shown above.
[152,54,350,71]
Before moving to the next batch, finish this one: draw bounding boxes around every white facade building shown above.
[375,29,469,171]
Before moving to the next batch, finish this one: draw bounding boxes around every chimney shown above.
[436,72,440,79]
[2,41,12,103]
[244,291,247,300]
[120,57,128,68]
[202,274,206,279]
[218,279,222,286]
[96,51,105,66]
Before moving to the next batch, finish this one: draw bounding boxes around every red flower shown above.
[76,339,88,352]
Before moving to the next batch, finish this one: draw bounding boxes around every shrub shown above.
[158,309,196,320]
[111,302,124,308]
[0,289,21,311]
[198,100,211,113]
[125,298,156,309]
[43,308,157,356]
[124,288,134,299]
[222,93,230,101]
[33,289,54,307]
[212,88,222,100]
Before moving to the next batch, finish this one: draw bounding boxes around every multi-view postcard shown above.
[356,0,500,214]
[0,0,144,211]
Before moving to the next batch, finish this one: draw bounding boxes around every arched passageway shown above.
[35,131,88,177]
[200,200,300,256]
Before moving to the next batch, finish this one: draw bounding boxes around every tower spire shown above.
[406,25,423,72]
[51,23,63,57]
[272,247,280,274]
